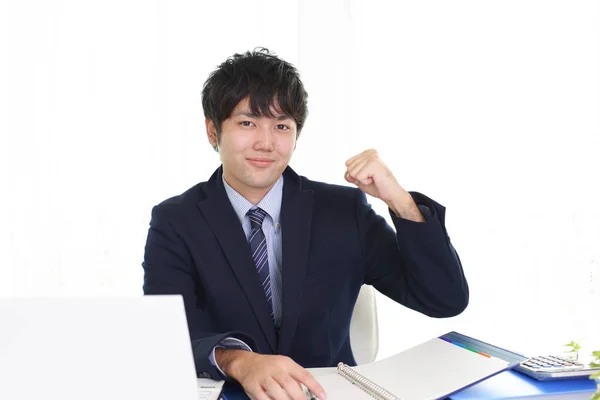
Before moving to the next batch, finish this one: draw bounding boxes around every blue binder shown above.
[451,370,597,399]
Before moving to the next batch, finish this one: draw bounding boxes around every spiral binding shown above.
[336,362,400,400]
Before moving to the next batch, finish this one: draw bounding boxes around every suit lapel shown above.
[197,167,277,353]
[278,167,314,355]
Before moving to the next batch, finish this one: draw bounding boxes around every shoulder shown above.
[300,176,357,195]
[296,174,366,209]
[153,181,208,217]
[283,166,366,207]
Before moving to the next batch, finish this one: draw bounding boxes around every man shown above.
[142,48,468,400]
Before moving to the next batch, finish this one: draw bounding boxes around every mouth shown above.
[246,158,275,168]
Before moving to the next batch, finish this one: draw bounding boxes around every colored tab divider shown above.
[439,331,527,366]
[440,336,492,358]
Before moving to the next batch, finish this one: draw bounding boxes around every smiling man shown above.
[207,96,296,206]
[142,48,469,400]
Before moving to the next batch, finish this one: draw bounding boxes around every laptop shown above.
[0,295,223,400]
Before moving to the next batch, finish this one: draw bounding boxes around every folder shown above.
[450,369,598,399]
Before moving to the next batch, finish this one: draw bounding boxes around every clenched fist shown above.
[344,149,425,222]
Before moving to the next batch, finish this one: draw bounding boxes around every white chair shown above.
[349,285,379,364]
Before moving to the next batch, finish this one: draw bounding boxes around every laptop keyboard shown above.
[197,389,213,400]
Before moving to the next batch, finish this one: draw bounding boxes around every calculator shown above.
[514,354,600,381]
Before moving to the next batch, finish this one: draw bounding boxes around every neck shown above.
[223,176,277,206]
[241,187,272,206]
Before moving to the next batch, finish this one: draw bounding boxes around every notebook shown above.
[315,332,527,400]
[0,295,219,400]
[450,369,598,399]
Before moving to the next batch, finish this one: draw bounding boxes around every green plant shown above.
[564,341,582,355]
[564,342,600,400]
[590,350,600,400]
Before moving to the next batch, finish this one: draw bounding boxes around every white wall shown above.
[1,0,598,360]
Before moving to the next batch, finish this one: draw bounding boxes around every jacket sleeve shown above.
[142,204,258,379]
[358,190,469,317]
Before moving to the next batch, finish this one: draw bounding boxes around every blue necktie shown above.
[247,208,273,319]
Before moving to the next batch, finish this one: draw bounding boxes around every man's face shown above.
[206,97,297,199]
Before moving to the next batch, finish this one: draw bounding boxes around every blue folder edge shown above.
[438,331,528,399]
[450,369,597,399]
[220,373,598,400]
[220,384,249,400]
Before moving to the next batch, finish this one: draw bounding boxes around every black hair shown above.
[201,48,308,149]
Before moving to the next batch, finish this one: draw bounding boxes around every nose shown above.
[253,125,274,151]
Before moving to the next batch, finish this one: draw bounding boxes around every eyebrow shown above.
[233,111,292,121]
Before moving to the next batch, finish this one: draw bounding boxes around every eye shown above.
[276,124,290,131]
[240,121,254,127]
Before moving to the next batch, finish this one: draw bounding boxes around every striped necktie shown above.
[247,207,273,319]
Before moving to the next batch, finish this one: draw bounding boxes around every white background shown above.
[1,0,599,361]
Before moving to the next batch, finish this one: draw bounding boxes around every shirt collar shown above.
[222,173,283,224]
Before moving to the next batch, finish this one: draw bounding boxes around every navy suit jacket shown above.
[142,166,468,379]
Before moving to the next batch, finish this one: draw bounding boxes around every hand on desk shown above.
[215,348,327,400]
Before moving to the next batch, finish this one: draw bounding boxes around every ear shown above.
[205,119,218,150]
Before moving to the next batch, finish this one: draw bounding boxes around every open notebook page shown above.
[350,337,510,400]
[316,373,375,400]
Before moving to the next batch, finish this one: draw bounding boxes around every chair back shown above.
[349,285,379,364]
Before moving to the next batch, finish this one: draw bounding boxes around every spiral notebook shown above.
[316,332,527,400]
